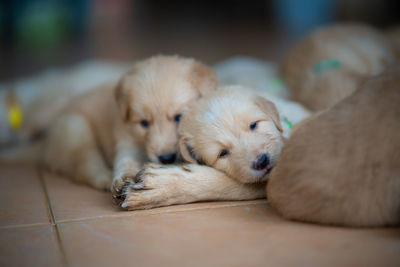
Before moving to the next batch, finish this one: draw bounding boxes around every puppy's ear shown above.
[254,97,283,133]
[179,136,205,165]
[114,78,131,122]
[190,61,217,96]
[179,136,197,164]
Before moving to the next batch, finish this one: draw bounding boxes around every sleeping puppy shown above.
[42,55,217,193]
[115,86,310,210]
[283,23,396,111]
[267,66,400,227]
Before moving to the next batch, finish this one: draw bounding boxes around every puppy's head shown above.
[115,55,217,164]
[178,86,284,183]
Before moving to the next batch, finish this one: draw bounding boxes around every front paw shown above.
[111,172,139,204]
[116,164,187,210]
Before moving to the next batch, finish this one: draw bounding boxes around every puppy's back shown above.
[268,67,400,227]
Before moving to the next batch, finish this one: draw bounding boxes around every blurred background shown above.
[0,0,399,81]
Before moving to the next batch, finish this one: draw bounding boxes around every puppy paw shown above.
[117,164,189,210]
[111,171,138,204]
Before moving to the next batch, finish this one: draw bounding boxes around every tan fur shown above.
[115,86,295,210]
[283,23,396,111]
[43,55,217,191]
[118,163,266,210]
[267,67,400,227]
[179,87,285,183]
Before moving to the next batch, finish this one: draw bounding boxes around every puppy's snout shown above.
[252,153,269,170]
[158,153,177,164]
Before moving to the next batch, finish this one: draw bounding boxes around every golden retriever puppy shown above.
[115,86,310,210]
[267,66,400,227]
[283,23,396,111]
[43,55,217,192]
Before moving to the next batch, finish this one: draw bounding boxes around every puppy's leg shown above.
[114,163,265,210]
[111,140,143,197]
[44,114,112,190]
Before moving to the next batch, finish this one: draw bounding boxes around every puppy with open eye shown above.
[115,86,310,210]
[40,55,217,194]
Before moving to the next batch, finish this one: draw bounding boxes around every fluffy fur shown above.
[41,55,217,192]
[0,61,128,147]
[115,85,310,210]
[283,23,396,111]
[178,86,310,181]
[267,67,400,227]
[213,57,290,99]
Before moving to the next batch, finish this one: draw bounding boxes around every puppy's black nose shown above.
[158,153,177,164]
[252,154,269,170]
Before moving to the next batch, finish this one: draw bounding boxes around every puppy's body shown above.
[0,61,128,147]
[283,23,396,111]
[44,85,121,189]
[116,86,310,209]
[214,57,290,99]
[268,67,400,227]
[42,55,217,191]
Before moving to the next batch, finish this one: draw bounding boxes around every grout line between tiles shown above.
[56,200,269,225]
[37,167,69,267]
[54,224,69,267]
[36,167,56,225]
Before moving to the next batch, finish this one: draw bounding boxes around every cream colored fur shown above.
[0,61,128,147]
[115,85,310,210]
[42,55,217,193]
[214,57,290,99]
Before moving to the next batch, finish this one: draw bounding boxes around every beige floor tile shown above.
[0,164,50,227]
[58,203,400,267]
[42,170,121,222]
[0,225,63,267]
[43,170,267,223]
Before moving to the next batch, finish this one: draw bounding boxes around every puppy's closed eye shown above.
[218,149,230,158]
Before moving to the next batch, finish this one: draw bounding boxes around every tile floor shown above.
[1,163,400,267]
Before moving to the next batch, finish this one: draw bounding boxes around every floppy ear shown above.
[254,97,283,133]
[190,61,217,96]
[179,136,197,164]
[114,78,131,122]
[178,136,205,165]
[115,66,139,122]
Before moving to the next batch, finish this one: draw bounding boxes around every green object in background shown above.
[270,78,284,91]
[313,59,341,73]
[16,1,70,48]
[282,117,293,129]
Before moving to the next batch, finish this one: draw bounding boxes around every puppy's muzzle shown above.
[158,152,177,164]
[252,153,269,170]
